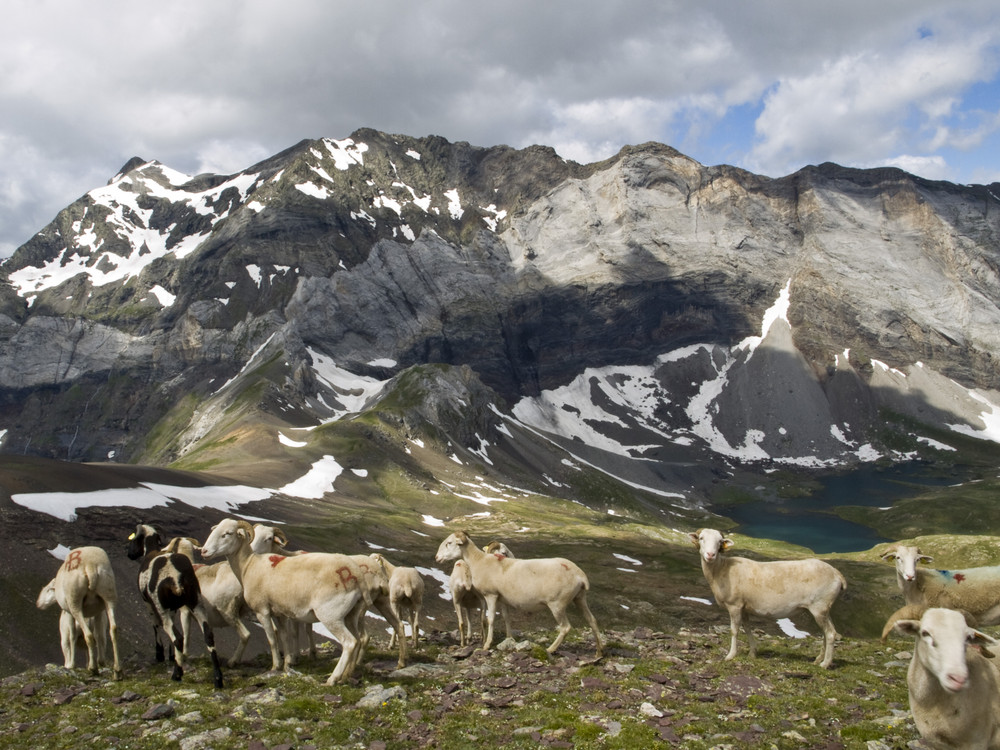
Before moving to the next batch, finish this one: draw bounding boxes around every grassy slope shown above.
[6,403,1000,746]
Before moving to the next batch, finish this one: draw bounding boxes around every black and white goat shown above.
[126,523,223,687]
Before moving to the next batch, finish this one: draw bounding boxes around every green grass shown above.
[0,628,920,749]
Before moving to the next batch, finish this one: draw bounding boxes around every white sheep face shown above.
[898,608,996,693]
[691,528,732,563]
[882,545,933,582]
[36,580,58,609]
[250,525,276,554]
[435,533,466,564]
[201,519,245,560]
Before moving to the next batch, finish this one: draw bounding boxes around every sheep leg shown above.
[724,605,743,660]
[189,607,224,689]
[167,614,186,682]
[255,611,284,671]
[321,619,358,685]
[545,604,573,654]
[809,607,838,669]
[178,607,193,658]
[410,607,420,648]
[482,594,500,651]
[371,596,408,668]
[501,602,514,640]
[454,601,467,646]
[227,617,252,667]
[574,591,604,657]
[105,602,123,680]
[74,611,100,676]
[59,610,77,669]
[743,615,757,658]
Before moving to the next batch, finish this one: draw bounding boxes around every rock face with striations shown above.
[1,129,999,497]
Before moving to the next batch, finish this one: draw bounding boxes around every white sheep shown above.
[894,607,1000,749]
[447,541,515,647]
[449,559,488,647]
[36,546,122,680]
[248,525,408,667]
[880,545,1000,641]
[249,524,316,662]
[201,518,400,684]
[373,556,425,649]
[435,531,602,657]
[690,528,846,668]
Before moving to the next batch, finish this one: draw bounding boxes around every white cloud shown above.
[747,26,1000,178]
[1,0,999,254]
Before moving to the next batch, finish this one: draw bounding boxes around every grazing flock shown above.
[34,524,1000,748]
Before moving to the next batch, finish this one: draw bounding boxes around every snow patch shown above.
[278,455,343,499]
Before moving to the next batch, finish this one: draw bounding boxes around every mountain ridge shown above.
[0,129,999,502]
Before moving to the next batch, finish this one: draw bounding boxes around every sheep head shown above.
[201,518,254,559]
[250,524,288,554]
[896,608,998,692]
[881,545,933,582]
[691,528,734,563]
[126,523,161,560]
[36,579,58,610]
[436,531,472,563]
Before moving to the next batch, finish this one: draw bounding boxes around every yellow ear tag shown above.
[128,533,135,540]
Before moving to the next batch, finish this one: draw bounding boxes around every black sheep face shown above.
[127,523,162,560]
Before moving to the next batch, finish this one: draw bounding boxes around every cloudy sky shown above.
[2,0,999,256]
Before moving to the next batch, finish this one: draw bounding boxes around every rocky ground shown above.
[0,624,934,749]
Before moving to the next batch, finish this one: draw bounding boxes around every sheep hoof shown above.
[113,669,124,681]
[171,665,183,681]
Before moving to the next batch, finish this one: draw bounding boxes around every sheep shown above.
[447,541,516,647]
[449,559,488,647]
[152,535,253,668]
[484,541,514,558]
[690,528,845,668]
[435,530,602,657]
[36,546,122,680]
[894,608,1000,749]
[126,524,224,687]
[200,518,402,684]
[184,560,253,667]
[372,555,425,649]
[880,546,1000,642]
[247,524,408,668]
[249,524,315,662]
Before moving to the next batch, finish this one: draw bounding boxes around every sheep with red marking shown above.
[435,531,602,656]
[895,607,1000,749]
[249,523,315,662]
[36,546,122,680]
[690,528,845,668]
[126,524,224,687]
[201,518,400,684]
[880,545,1000,641]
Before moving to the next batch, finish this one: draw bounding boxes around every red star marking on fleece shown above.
[953,573,966,583]
[269,555,285,568]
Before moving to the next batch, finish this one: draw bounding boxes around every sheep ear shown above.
[969,628,998,649]
[894,619,921,637]
[689,532,700,547]
[880,550,897,561]
[721,538,735,551]
[918,555,934,564]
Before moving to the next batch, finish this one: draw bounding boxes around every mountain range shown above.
[2,129,999,500]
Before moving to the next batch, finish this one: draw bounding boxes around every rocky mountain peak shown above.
[0,130,998,506]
